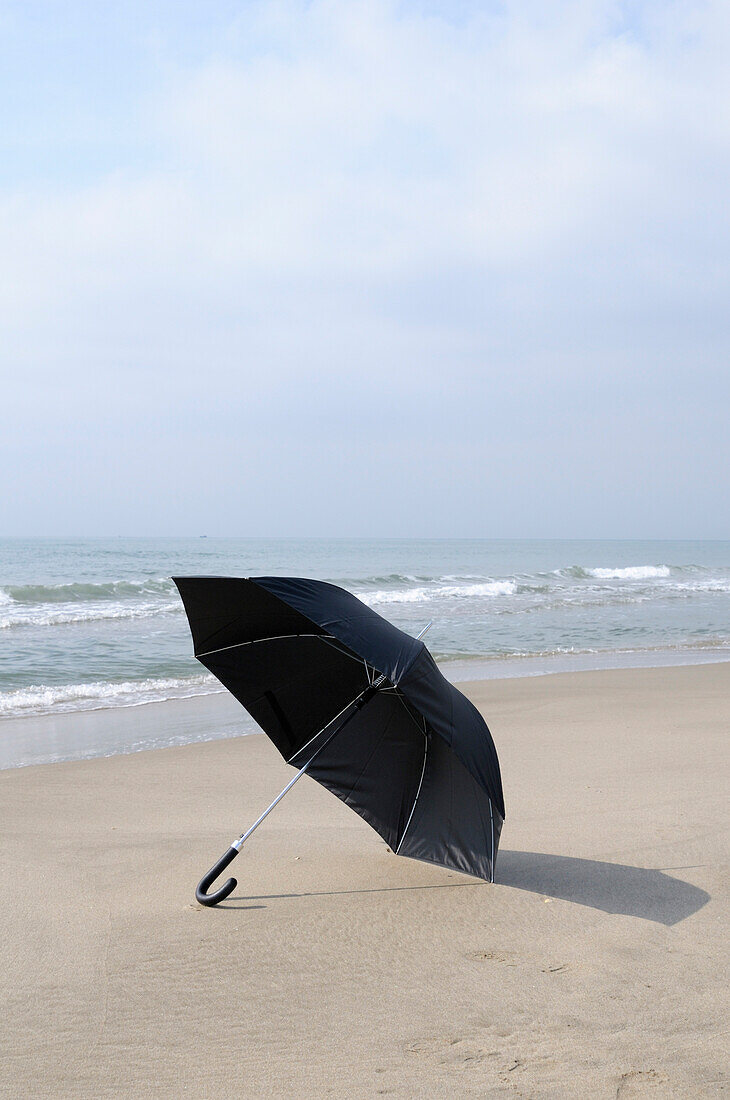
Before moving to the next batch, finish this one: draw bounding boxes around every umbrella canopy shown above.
[174,575,505,883]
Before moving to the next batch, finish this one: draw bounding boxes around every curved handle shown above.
[195,846,239,907]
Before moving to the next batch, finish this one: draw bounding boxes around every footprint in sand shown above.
[406,1035,499,1067]
[616,1069,669,1095]
[471,950,517,965]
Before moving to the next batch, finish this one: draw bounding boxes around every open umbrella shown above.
[174,575,505,906]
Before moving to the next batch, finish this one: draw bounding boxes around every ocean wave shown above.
[361,579,517,605]
[434,639,730,665]
[558,565,673,581]
[0,576,183,629]
[669,580,730,593]
[586,566,671,580]
[355,568,729,607]
[0,600,181,630]
[440,574,490,581]
[360,588,431,605]
[338,572,425,588]
[0,674,221,717]
[2,578,177,604]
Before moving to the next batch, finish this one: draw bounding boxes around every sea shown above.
[1,538,728,767]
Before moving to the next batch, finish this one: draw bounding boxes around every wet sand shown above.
[2,663,728,1097]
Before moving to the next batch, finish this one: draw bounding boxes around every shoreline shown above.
[3,649,729,771]
[2,661,727,1097]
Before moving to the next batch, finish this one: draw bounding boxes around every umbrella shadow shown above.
[497,850,710,926]
[221,852,709,925]
[220,881,478,908]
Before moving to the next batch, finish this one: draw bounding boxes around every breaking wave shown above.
[360,579,517,605]
[0,675,220,717]
[3,578,176,603]
[0,601,180,630]
[0,578,181,630]
[585,565,671,581]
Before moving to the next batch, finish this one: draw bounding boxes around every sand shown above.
[1,663,728,1098]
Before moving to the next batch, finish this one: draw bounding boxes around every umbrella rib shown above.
[197,633,336,657]
[395,716,428,856]
[318,635,371,668]
[471,767,495,884]
[489,798,495,884]
[198,633,368,672]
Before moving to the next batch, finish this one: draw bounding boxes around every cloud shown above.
[1,0,729,534]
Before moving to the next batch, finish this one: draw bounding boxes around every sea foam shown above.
[586,566,671,581]
[0,675,220,717]
[0,578,180,629]
[361,579,517,605]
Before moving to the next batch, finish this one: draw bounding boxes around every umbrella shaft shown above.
[232,757,312,850]
[231,678,381,851]
[230,620,432,853]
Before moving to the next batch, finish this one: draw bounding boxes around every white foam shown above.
[361,587,431,605]
[361,579,517,605]
[0,675,221,717]
[586,566,671,581]
[670,580,730,593]
[0,600,181,629]
[441,580,517,597]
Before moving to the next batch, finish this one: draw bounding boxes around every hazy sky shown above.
[1,1,728,537]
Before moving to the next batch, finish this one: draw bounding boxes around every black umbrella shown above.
[174,575,505,906]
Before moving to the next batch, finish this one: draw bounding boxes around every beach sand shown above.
[2,663,728,1097]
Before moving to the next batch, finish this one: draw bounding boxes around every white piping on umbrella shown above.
[395,719,428,855]
[197,633,336,657]
[489,797,495,883]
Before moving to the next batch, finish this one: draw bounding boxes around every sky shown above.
[1,0,728,538]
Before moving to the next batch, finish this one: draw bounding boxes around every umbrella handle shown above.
[195,846,239,906]
[192,620,434,908]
